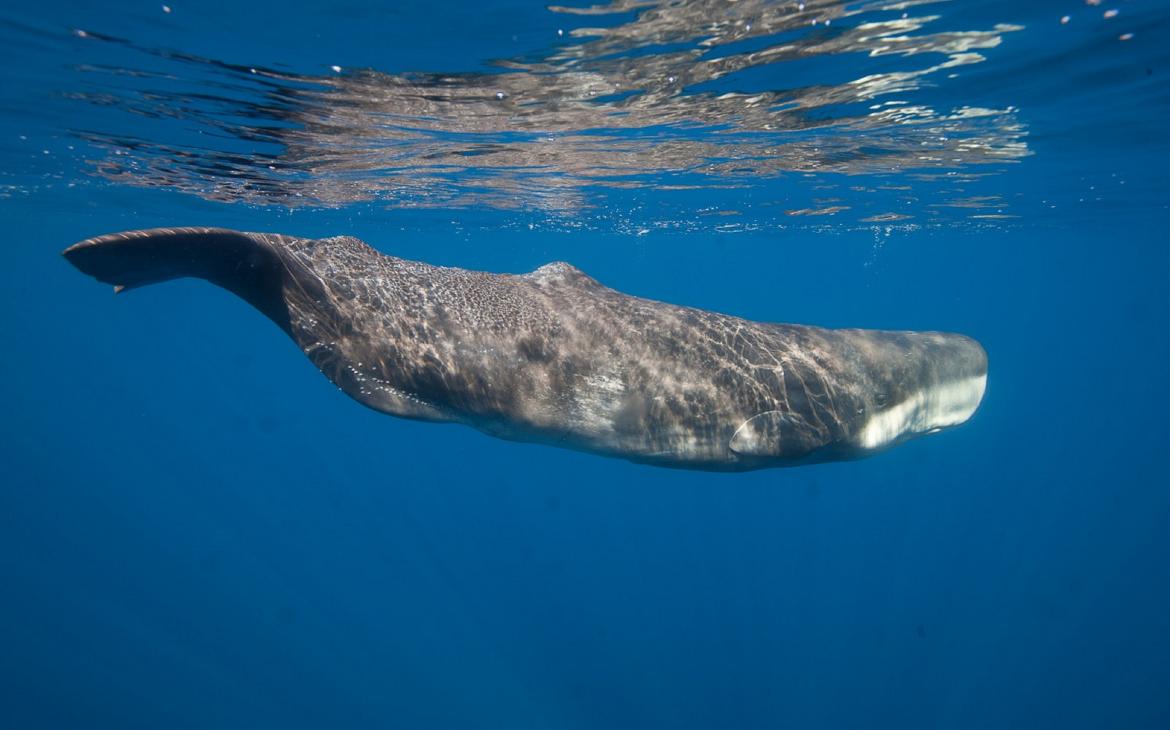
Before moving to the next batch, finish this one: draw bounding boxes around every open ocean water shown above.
[1,0,1168,727]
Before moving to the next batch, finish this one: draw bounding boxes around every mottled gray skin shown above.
[64,227,987,471]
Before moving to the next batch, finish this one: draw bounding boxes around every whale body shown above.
[64,228,987,471]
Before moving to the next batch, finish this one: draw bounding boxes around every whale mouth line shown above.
[854,373,988,451]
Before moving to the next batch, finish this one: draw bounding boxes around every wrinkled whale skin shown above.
[64,227,988,471]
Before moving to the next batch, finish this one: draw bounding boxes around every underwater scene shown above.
[2,0,1168,726]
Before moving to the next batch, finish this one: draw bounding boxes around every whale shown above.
[64,227,987,471]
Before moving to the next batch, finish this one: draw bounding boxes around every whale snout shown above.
[852,332,988,452]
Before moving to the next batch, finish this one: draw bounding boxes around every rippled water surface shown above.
[4,0,1166,228]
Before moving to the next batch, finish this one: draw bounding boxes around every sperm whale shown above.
[64,227,987,471]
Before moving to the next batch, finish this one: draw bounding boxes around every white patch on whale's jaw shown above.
[854,373,987,451]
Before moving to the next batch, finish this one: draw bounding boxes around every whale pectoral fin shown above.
[729,410,826,460]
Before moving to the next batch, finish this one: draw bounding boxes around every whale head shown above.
[847,330,988,454]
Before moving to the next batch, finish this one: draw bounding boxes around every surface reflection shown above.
[72,0,1028,220]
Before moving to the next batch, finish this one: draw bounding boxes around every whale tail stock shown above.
[63,227,303,332]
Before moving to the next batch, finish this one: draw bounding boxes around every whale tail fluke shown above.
[63,227,298,330]
[63,227,270,292]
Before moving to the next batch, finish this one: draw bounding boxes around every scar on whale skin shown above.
[64,227,987,471]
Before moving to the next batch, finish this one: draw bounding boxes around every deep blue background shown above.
[2,1,1169,728]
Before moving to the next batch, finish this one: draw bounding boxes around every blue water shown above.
[2,1,1169,727]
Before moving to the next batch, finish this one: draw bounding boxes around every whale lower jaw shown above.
[854,373,988,452]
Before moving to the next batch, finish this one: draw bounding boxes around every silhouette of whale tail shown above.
[63,227,297,331]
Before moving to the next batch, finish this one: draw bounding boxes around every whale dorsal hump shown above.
[729,410,827,460]
[526,261,601,289]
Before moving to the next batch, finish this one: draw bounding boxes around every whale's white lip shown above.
[854,372,987,451]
